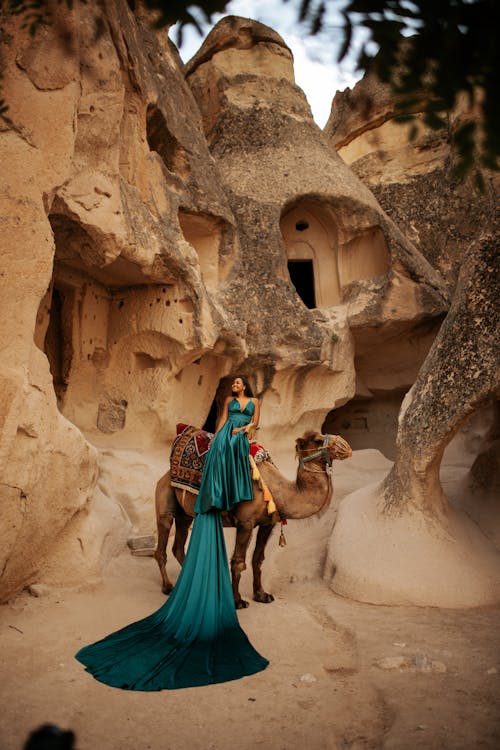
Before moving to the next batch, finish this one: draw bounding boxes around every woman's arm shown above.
[243,398,260,435]
[252,398,260,429]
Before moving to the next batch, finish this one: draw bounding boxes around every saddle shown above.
[170,423,272,496]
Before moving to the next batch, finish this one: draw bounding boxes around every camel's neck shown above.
[259,462,332,519]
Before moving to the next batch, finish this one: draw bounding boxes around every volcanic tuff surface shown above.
[0,7,498,608]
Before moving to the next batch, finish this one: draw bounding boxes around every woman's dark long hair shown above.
[231,375,254,398]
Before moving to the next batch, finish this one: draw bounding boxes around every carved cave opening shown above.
[146,104,189,178]
[323,391,407,461]
[280,198,390,307]
[202,398,218,433]
[281,200,340,307]
[178,210,226,290]
[202,375,233,433]
[42,283,75,404]
[35,212,159,431]
[287,260,316,309]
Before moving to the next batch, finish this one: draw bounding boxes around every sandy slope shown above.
[1,451,499,750]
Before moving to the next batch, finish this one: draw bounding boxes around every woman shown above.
[196,376,259,514]
[75,376,268,690]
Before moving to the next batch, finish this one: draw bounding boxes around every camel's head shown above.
[296,431,352,472]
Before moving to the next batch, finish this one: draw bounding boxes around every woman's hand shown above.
[231,426,246,435]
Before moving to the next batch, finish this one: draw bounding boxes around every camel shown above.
[154,430,352,608]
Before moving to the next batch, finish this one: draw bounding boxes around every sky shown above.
[169,0,365,128]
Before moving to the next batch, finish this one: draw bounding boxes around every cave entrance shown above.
[322,392,407,460]
[202,376,232,433]
[202,398,218,433]
[280,199,340,306]
[38,281,76,406]
[281,198,391,307]
[288,260,316,309]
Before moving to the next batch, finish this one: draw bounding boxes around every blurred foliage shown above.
[0,0,498,184]
[296,0,499,185]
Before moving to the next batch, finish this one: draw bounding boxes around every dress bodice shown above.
[227,398,255,428]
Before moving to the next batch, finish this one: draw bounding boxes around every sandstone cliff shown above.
[324,62,500,606]
[184,16,447,452]
[1,1,238,599]
[2,6,495,606]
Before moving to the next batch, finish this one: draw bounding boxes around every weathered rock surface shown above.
[326,71,499,292]
[1,6,493,606]
[325,70,500,606]
[185,16,446,450]
[0,1,236,599]
[325,72,499,455]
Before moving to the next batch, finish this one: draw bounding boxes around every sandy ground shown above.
[1,451,499,750]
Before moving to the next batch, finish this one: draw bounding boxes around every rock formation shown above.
[1,5,496,606]
[325,71,498,292]
[1,1,237,599]
[184,16,446,453]
[324,65,500,605]
[325,73,499,455]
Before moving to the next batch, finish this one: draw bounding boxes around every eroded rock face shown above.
[0,9,452,600]
[324,69,499,456]
[0,1,239,599]
[326,72,498,292]
[185,16,447,449]
[324,69,500,606]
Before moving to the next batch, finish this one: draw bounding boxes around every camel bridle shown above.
[298,435,334,475]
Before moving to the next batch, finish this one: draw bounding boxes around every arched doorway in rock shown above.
[280,199,340,307]
[280,197,391,308]
[287,259,316,309]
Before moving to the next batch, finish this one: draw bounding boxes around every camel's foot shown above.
[161,582,174,595]
[253,591,275,604]
[235,598,249,609]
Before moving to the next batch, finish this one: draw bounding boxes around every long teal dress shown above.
[75,398,268,690]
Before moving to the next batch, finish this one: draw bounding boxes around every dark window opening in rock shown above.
[295,220,309,232]
[202,396,218,434]
[288,260,316,309]
[44,286,74,404]
[135,352,155,370]
[146,104,188,176]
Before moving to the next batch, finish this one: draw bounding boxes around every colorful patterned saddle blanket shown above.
[170,423,271,495]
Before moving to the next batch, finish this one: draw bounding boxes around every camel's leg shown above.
[172,507,192,567]
[154,513,175,595]
[154,473,177,594]
[252,523,275,604]
[231,520,254,609]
